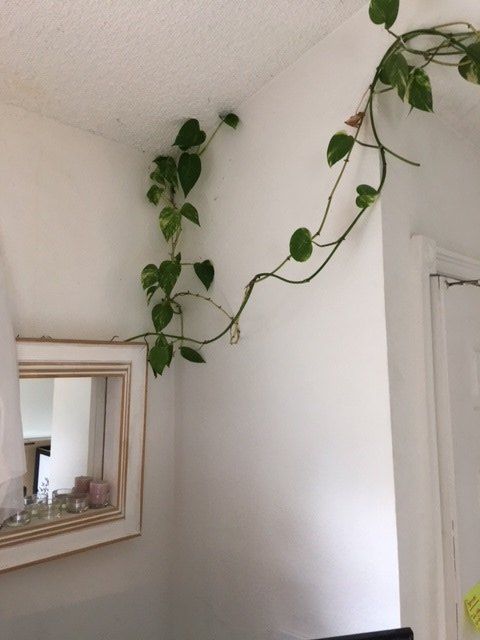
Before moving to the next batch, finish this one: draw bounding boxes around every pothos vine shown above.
[129,0,480,375]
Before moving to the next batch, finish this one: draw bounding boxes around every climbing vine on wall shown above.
[130,0,480,375]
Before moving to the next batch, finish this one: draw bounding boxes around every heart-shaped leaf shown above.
[381,52,410,99]
[405,68,433,112]
[178,153,201,197]
[356,184,379,208]
[158,259,181,296]
[174,119,206,151]
[141,264,159,290]
[327,132,354,167]
[149,334,173,376]
[369,0,399,29]
[290,228,313,262]
[180,346,206,363]
[194,260,214,290]
[147,184,163,205]
[222,113,240,129]
[152,300,174,332]
[458,44,480,85]
[159,207,181,241]
[152,156,178,187]
[180,203,200,226]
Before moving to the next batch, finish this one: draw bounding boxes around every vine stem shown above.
[130,25,473,356]
[172,291,233,320]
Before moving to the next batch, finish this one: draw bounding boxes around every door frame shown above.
[414,235,480,640]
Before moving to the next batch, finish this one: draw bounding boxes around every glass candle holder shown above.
[24,494,48,518]
[37,499,62,520]
[74,476,92,494]
[89,480,110,508]
[66,493,89,514]
[52,488,73,511]
[4,509,31,528]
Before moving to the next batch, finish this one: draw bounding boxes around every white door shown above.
[444,282,480,640]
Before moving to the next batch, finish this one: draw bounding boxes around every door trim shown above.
[414,235,480,640]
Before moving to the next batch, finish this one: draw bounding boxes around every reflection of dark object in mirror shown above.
[33,445,51,494]
[315,630,413,640]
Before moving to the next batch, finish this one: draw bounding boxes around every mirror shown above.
[0,339,147,573]
[20,377,108,498]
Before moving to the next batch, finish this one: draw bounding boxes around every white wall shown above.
[379,3,480,637]
[49,377,92,491]
[20,378,54,440]
[0,103,175,640]
[173,9,400,640]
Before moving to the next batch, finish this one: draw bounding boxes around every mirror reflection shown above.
[20,376,106,502]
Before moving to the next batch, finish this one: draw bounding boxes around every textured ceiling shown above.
[0,0,366,152]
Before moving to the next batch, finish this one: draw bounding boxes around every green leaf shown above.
[180,346,206,363]
[356,184,379,208]
[159,207,181,241]
[327,132,354,167]
[381,52,410,99]
[152,300,174,332]
[405,68,433,112]
[157,259,181,296]
[458,44,480,85]
[194,260,214,290]
[173,119,206,151]
[149,335,173,376]
[290,228,313,262]
[180,203,200,226]
[141,264,159,290]
[369,0,399,29]
[222,113,240,129]
[153,156,178,187]
[147,184,163,205]
[146,286,159,303]
[178,153,201,197]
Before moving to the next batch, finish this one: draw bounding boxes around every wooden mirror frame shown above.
[0,339,147,573]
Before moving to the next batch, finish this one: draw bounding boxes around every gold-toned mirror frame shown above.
[0,339,145,551]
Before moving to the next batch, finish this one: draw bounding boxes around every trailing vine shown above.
[129,0,480,375]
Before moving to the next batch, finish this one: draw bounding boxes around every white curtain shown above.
[0,268,26,522]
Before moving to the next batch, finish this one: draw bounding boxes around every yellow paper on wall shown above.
[465,583,480,631]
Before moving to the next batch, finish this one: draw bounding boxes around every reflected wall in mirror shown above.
[21,377,107,497]
[0,339,147,574]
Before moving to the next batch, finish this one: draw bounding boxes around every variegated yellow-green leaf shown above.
[147,184,163,205]
[158,260,181,296]
[369,0,399,29]
[381,52,410,99]
[159,207,181,241]
[152,156,178,187]
[290,228,313,262]
[356,184,379,209]
[458,44,480,85]
[141,264,159,290]
[405,68,433,112]
[327,132,355,167]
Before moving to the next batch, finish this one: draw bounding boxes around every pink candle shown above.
[89,480,110,508]
[74,476,92,494]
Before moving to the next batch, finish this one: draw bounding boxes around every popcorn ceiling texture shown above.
[0,0,367,152]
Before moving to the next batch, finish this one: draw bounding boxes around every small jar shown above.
[52,488,73,511]
[89,480,110,509]
[37,499,62,520]
[74,476,92,494]
[24,494,48,518]
[66,493,89,514]
[4,509,31,528]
